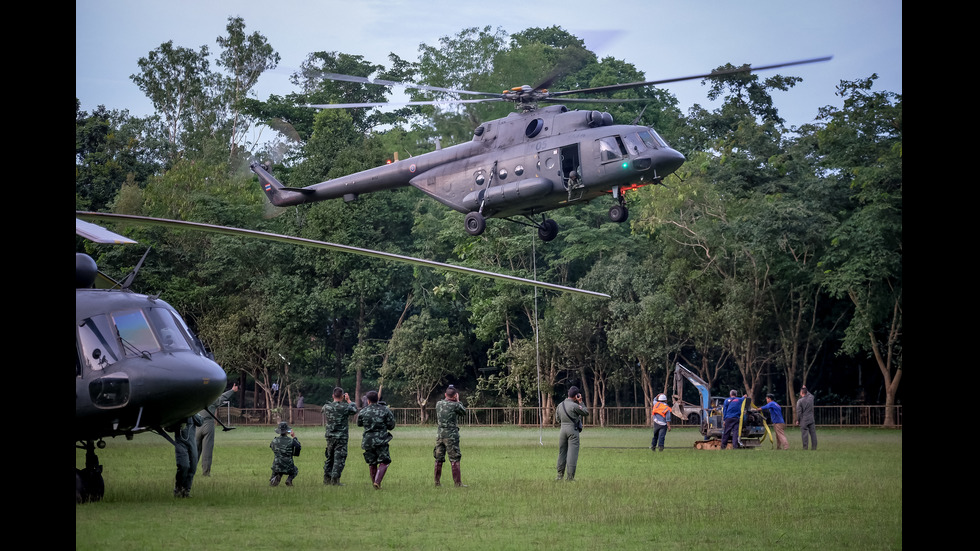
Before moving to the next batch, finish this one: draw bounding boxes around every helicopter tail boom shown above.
[251,163,315,207]
[251,161,414,206]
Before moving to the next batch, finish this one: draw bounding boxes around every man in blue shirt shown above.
[756,394,788,450]
[720,390,742,449]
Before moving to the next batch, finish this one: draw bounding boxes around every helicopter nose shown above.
[652,147,686,177]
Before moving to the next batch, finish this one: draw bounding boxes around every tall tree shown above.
[816,76,902,426]
[215,16,280,160]
[131,41,217,159]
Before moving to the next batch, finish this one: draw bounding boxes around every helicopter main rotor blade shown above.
[304,98,504,109]
[76,212,610,298]
[318,72,501,98]
[549,56,833,97]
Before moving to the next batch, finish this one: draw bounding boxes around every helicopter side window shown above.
[112,309,161,357]
[597,136,628,163]
[78,315,122,372]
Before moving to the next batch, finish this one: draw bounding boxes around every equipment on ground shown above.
[671,362,769,450]
[252,57,830,241]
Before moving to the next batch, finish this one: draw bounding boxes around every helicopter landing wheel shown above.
[538,219,559,242]
[609,204,629,223]
[464,212,486,236]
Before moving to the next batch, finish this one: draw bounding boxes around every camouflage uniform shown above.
[322,400,357,485]
[433,398,467,486]
[269,422,301,486]
[173,414,203,497]
[357,400,395,488]
[196,387,236,476]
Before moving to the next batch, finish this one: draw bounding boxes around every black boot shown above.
[285,474,295,486]
[434,461,443,486]
[270,474,281,487]
[333,476,345,486]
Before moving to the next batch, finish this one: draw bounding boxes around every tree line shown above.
[76,19,902,426]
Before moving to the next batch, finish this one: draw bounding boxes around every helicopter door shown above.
[559,145,584,200]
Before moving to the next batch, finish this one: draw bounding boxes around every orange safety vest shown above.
[651,402,671,419]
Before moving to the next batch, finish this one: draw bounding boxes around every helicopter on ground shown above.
[251,57,830,241]
[75,211,607,503]
[76,219,228,503]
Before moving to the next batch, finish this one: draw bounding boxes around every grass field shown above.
[76,426,902,550]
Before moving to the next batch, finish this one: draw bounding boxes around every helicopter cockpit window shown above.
[597,136,628,163]
[622,133,648,154]
[641,129,669,149]
[78,314,122,372]
[112,309,160,357]
[146,307,197,353]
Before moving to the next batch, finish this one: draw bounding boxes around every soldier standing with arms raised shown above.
[322,387,357,486]
[555,386,589,482]
[357,390,396,489]
[434,385,467,487]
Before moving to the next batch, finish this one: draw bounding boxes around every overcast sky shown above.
[76,0,901,130]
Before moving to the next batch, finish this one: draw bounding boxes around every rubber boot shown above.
[333,476,345,487]
[434,461,443,487]
[324,472,332,485]
[374,463,389,489]
[451,461,467,487]
[285,474,295,486]
[369,465,378,486]
[270,474,281,487]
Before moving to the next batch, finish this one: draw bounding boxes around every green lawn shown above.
[76,426,902,550]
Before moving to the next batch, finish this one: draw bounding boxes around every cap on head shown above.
[275,421,291,434]
[568,386,580,398]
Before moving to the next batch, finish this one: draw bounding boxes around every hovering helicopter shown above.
[76,219,228,503]
[251,57,830,241]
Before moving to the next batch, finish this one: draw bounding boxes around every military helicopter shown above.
[251,57,830,241]
[76,219,228,503]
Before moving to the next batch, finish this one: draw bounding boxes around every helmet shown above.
[656,393,667,402]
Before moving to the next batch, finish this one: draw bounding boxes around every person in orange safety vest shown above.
[650,394,672,451]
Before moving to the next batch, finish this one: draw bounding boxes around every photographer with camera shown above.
[555,386,589,482]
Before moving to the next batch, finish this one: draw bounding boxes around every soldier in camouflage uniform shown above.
[433,385,467,487]
[357,390,396,489]
[322,386,357,486]
[269,421,301,486]
[173,413,203,497]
